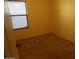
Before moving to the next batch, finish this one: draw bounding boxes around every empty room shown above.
[4,0,75,59]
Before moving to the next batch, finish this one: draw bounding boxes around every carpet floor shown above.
[17,33,74,59]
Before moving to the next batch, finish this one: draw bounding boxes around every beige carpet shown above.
[17,33,74,59]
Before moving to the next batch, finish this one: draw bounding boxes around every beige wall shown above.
[5,1,19,59]
[5,0,74,42]
[5,0,74,58]
[51,0,75,42]
[4,31,12,57]
[12,0,51,40]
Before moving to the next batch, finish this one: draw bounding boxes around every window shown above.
[8,1,29,30]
